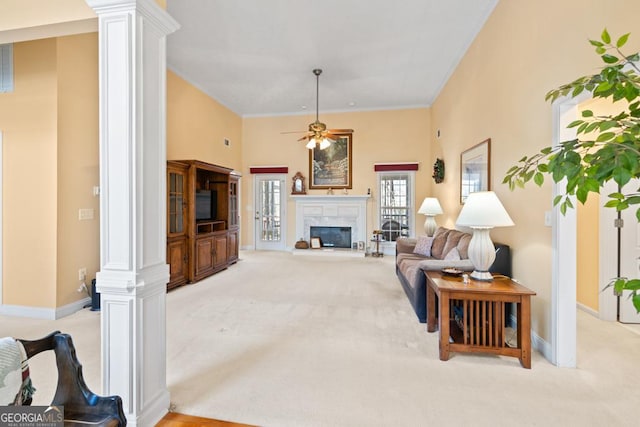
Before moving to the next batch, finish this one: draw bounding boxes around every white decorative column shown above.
[85,1,179,425]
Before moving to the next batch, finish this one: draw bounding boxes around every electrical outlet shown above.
[78,268,87,281]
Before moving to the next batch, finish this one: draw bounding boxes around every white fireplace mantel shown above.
[290,194,371,202]
[292,195,370,248]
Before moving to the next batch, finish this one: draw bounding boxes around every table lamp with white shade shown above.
[417,197,443,236]
[455,191,514,281]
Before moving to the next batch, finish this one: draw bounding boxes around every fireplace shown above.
[292,195,370,252]
[310,226,352,248]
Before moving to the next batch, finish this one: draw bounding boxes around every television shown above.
[195,189,217,221]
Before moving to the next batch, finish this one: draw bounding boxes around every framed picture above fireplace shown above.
[309,133,352,189]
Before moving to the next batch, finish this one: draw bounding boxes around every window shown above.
[377,172,415,242]
[0,44,14,93]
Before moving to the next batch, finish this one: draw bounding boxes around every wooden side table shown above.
[425,271,536,368]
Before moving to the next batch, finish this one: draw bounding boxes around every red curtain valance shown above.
[249,166,289,174]
[373,163,419,172]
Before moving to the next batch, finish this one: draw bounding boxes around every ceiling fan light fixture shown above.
[283,68,353,150]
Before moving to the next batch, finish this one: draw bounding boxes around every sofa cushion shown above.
[395,237,417,255]
[396,253,428,290]
[417,258,474,271]
[456,233,472,259]
[430,227,451,259]
[413,235,434,256]
[443,247,461,261]
[440,229,469,260]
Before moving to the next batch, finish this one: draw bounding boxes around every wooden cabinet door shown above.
[213,233,228,269]
[227,229,238,263]
[194,236,215,280]
[167,237,188,289]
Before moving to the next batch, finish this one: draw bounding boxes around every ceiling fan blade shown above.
[281,130,308,134]
[297,135,312,142]
[326,129,354,133]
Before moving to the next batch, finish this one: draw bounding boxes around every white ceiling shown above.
[166,0,498,117]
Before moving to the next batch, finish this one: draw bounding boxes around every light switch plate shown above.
[79,208,94,220]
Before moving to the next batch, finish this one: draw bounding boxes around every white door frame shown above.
[253,174,287,251]
[551,94,591,367]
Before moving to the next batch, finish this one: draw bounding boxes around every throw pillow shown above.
[443,247,461,261]
[413,236,434,257]
[430,227,451,259]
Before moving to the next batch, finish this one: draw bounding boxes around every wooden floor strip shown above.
[156,412,255,427]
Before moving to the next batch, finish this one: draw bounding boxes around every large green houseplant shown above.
[504,29,640,312]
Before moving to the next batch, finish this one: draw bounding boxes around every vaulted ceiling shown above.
[166,0,499,117]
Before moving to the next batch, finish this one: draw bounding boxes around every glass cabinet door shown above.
[168,171,186,234]
[229,179,238,227]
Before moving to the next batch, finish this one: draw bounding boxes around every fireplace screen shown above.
[310,226,352,248]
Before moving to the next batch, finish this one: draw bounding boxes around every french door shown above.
[619,179,640,323]
[254,174,286,251]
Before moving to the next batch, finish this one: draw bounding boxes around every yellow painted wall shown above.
[0,39,58,307]
[573,97,628,312]
[0,0,95,32]
[242,108,432,248]
[56,33,99,307]
[577,193,599,311]
[167,71,242,170]
[430,0,640,341]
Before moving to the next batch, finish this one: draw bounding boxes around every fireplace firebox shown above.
[310,226,352,248]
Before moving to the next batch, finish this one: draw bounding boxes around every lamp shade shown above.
[417,197,443,216]
[456,191,514,228]
[306,136,332,150]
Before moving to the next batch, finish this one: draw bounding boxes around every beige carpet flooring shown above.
[1,250,639,426]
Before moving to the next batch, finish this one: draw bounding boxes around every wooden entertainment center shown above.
[166,160,240,290]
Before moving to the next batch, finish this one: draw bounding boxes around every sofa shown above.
[395,226,511,323]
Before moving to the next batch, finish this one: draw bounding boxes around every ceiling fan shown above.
[283,69,353,150]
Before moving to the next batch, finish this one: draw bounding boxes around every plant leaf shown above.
[534,172,544,186]
[616,33,630,48]
[596,132,615,142]
[602,28,611,43]
[633,293,640,313]
[623,279,640,291]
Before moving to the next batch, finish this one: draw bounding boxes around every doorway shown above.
[600,179,640,324]
[554,95,640,366]
[254,174,286,251]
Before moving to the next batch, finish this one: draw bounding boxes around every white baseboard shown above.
[509,313,552,363]
[532,330,552,361]
[0,297,91,320]
[576,302,599,317]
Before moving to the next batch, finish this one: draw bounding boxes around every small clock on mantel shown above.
[291,172,306,195]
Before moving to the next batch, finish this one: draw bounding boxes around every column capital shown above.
[86,0,179,35]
